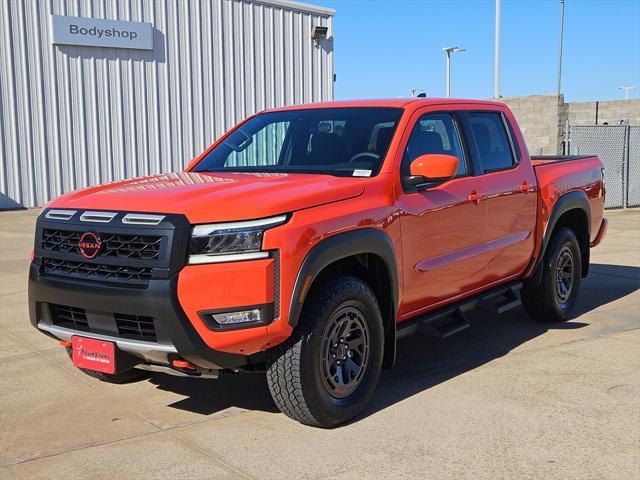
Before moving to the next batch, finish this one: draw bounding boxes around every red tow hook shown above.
[59,339,72,348]
[172,359,197,370]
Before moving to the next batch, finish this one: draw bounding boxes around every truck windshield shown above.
[192,107,403,177]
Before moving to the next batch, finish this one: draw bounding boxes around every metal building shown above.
[0,0,335,208]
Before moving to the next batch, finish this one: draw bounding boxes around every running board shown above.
[424,308,471,339]
[477,283,522,314]
[397,281,523,340]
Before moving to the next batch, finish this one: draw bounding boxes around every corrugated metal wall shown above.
[0,0,334,208]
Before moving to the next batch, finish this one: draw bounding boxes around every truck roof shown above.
[264,98,507,112]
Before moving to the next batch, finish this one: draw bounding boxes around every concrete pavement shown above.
[0,209,638,479]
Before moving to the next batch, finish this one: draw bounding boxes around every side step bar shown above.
[478,283,522,314]
[397,282,523,340]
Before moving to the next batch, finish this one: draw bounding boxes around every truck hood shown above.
[48,172,366,223]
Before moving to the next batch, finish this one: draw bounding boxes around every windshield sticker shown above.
[353,169,372,177]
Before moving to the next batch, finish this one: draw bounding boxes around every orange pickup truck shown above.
[29,99,607,427]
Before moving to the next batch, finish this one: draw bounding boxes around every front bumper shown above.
[29,263,258,370]
[29,208,293,370]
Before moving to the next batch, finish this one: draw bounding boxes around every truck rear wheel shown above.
[64,346,149,384]
[267,276,384,428]
[522,227,582,322]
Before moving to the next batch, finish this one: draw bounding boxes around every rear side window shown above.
[468,112,515,172]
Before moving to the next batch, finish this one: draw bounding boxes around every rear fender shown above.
[531,190,591,284]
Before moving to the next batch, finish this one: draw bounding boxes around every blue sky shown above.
[320,0,640,102]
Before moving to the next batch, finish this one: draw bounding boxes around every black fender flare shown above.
[288,228,399,367]
[531,190,591,284]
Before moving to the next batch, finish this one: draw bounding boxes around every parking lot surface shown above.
[1,209,638,480]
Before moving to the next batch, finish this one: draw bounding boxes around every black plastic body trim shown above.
[530,190,591,284]
[288,228,398,329]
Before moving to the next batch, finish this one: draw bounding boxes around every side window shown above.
[468,112,515,172]
[402,113,467,176]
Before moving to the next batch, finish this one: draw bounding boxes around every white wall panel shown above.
[0,0,334,208]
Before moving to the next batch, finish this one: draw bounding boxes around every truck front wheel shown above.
[522,227,582,322]
[267,276,384,428]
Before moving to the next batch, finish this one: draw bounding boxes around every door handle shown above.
[519,181,529,193]
[467,191,482,205]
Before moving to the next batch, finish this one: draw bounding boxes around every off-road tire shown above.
[65,346,150,383]
[522,227,582,322]
[266,276,384,428]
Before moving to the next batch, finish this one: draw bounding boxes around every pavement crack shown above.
[507,326,640,358]
[167,431,256,480]
[0,430,164,468]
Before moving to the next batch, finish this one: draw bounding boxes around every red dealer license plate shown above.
[72,336,116,374]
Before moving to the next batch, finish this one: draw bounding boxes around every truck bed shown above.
[531,154,605,251]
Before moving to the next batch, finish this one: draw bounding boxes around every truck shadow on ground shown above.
[146,263,639,421]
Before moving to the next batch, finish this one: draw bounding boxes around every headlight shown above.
[188,215,287,264]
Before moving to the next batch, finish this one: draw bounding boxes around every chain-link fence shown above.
[628,127,640,208]
[567,125,640,209]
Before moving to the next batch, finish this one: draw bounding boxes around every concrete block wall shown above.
[497,94,565,155]
[567,100,640,126]
[494,95,640,156]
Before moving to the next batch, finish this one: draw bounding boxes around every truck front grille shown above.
[37,209,189,287]
[43,258,152,283]
[42,229,162,260]
[50,304,158,342]
[115,313,157,341]
[50,304,90,331]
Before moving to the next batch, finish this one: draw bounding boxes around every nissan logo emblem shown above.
[78,232,102,259]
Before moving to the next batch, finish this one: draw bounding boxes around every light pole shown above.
[618,86,636,100]
[443,46,465,98]
[494,0,501,98]
[556,0,565,96]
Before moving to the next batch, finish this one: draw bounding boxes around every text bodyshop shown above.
[69,24,138,40]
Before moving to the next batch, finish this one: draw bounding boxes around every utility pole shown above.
[556,0,565,96]
[618,86,636,100]
[494,0,501,98]
[443,46,465,98]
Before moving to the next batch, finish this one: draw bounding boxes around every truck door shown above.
[396,110,489,317]
[465,110,537,282]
